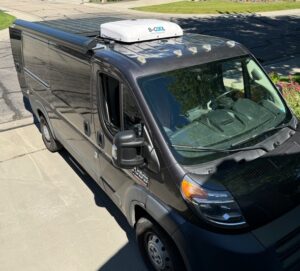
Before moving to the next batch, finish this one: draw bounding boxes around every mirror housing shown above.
[251,69,262,81]
[112,130,145,169]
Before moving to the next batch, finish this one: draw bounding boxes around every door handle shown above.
[96,130,104,148]
[84,120,91,136]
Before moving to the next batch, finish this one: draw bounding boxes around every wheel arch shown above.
[123,184,188,269]
[33,100,57,140]
[129,194,188,271]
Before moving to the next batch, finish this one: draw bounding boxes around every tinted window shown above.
[100,74,120,133]
[99,74,142,135]
[123,87,142,130]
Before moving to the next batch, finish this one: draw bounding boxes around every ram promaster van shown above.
[10,17,300,271]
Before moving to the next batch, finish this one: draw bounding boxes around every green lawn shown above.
[133,1,300,14]
[0,11,15,30]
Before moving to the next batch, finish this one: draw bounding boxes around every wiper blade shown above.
[171,144,267,153]
[231,123,295,148]
[172,123,296,153]
[257,123,295,136]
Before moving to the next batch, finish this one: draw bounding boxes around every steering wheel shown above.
[207,90,236,110]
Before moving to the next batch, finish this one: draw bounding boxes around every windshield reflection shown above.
[139,56,289,164]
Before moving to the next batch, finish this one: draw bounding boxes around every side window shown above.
[246,59,285,109]
[123,87,142,131]
[100,73,142,135]
[100,73,121,133]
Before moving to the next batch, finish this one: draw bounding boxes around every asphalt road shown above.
[175,13,300,65]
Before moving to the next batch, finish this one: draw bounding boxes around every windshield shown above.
[138,56,290,165]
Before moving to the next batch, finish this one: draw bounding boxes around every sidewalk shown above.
[0,0,130,21]
[85,0,182,15]
[1,0,300,20]
[85,1,300,18]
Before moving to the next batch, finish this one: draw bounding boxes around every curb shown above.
[0,117,35,132]
[82,3,300,18]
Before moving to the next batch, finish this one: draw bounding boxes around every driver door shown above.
[91,61,147,207]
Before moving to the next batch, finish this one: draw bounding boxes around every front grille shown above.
[275,227,300,270]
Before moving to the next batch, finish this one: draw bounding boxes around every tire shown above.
[40,115,62,152]
[136,217,185,271]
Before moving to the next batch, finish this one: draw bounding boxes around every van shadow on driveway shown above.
[58,149,148,271]
[175,14,300,70]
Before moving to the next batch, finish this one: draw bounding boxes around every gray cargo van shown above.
[10,17,300,271]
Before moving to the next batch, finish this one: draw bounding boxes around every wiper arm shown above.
[171,144,267,153]
[172,122,296,153]
[257,123,296,136]
[231,123,296,148]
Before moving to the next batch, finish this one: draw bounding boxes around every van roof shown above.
[101,32,248,78]
[14,17,249,77]
[111,33,245,64]
[37,16,124,37]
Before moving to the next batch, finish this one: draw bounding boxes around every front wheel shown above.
[136,217,185,271]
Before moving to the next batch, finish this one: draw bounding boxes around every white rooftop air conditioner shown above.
[100,19,183,43]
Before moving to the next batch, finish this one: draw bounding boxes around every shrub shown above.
[272,74,300,119]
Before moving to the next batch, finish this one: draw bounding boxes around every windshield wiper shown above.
[172,121,297,154]
[231,123,296,148]
[172,123,295,153]
[171,144,267,153]
[255,123,295,136]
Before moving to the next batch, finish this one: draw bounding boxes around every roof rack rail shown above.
[14,19,104,55]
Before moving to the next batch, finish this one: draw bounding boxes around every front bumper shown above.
[172,205,300,271]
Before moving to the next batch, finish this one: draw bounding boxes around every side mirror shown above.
[251,69,262,81]
[112,130,145,169]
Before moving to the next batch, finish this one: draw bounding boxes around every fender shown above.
[124,184,191,271]
[124,184,186,236]
[123,184,148,226]
[145,194,186,235]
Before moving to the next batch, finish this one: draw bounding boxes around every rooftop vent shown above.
[100,19,183,43]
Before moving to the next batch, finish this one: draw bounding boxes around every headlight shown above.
[181,175,247,228]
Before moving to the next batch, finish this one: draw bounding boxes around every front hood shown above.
[209,131,300,228]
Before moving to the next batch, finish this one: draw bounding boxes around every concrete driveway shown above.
[0,29,31,124]
[0,124,147,271]
[0,3,147,270]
